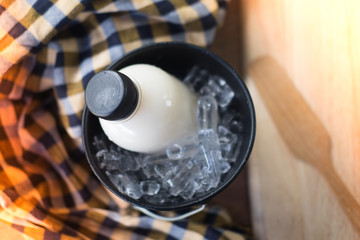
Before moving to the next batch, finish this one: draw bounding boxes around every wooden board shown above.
[242,0,360,239]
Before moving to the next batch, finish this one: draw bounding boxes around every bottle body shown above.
[99,64,198,153]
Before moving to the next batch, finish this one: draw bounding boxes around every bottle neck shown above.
[85,70,139,121]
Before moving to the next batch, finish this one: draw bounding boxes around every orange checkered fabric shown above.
[0,0,249,239]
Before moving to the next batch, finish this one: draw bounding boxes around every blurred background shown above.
[211,0,360,239]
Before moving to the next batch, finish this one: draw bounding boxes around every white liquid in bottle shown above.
[85,64,198,153]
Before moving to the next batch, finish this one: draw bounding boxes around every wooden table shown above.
[240,0,360,239]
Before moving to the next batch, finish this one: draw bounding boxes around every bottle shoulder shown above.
[118,64,197,118]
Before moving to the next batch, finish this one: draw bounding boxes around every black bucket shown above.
[82,42,256,217]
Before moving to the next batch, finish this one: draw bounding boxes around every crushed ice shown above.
[92,66,245,204]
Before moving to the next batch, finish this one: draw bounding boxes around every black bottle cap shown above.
[85,70,138,120]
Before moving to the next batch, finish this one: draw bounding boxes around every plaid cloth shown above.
[0,0,250,239]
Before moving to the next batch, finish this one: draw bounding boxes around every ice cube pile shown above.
[92,66,245,204]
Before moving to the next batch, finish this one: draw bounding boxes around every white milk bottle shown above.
[85,64,198,153]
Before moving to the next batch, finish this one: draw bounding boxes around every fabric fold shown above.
[0,0,250,239]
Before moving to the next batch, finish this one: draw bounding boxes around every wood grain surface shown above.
[243,0,360,239]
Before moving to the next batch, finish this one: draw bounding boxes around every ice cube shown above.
[100,159,120,171]
[219,126,243,163]
[198,129,222,189]
[162,159,198,196]
[96,146,142,172]
[96,149,122,170]
[183,66,210,91]
[200,75,234,108]
[219,161,231,173]
[95,149,108,161]
[143,153,172,165]
[92,135,108,151]
[166,135,199,160]
[183,65,200,85]
[221,111,245,134]
[140,180,160,196]
[196,165,215,192]
[142,189,168,204]
[197,95,219,132]
[120,154,141,172]
[106,172,142,199]
[179,179,198,200]
[218,125,239,161]
[154,162,177,178]
[141,153,172,178]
